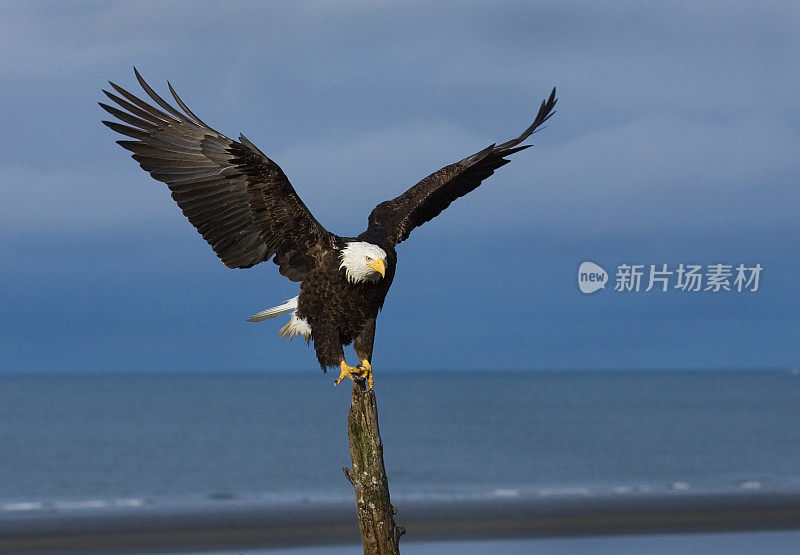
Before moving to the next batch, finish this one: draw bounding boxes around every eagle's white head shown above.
[340,241,387,284]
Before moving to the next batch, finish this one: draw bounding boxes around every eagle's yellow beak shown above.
[368,258,386,278]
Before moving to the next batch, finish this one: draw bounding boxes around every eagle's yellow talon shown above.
[335,360,363,387]
[334,360,373,388]
[360,359,373,389]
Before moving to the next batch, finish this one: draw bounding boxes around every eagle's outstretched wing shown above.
[100,69,334,281]
[361,88,556,246]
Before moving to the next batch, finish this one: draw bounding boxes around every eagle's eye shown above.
[365,256,373,262]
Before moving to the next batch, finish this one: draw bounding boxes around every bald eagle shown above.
[100,70,556,387]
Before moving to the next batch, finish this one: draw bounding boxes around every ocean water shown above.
[1,369,799,503]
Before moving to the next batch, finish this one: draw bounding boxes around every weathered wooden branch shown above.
[344,380,405,554]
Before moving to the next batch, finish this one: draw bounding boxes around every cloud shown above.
[0,165,178,233]
[526,111,800,230]
[2,0,798,239]
[0,3,166,76]
[2,1,799,373]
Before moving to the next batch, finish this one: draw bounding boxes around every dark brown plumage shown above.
[100,69,556,384]
[361,87,557,246]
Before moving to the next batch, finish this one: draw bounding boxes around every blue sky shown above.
[1,1,798,374]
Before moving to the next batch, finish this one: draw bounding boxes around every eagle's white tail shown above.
[247,296,298,322]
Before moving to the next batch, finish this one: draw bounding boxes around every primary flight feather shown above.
[100,69,556,387]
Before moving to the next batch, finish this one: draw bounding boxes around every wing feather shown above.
[101,69,334,278]
[362,88,556,246]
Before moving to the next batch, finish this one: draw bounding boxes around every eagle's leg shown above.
[334,360,368,387]
[353,318,376,389]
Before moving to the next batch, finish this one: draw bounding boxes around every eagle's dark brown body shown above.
[100,69,555,383]
[297,242,397,369]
